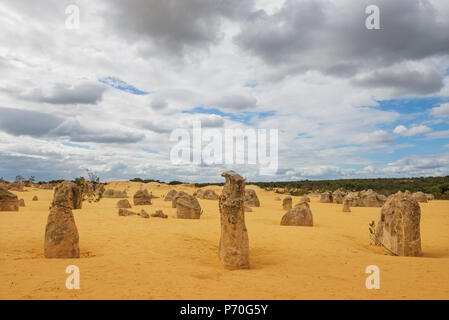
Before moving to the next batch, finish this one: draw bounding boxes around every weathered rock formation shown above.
[103,189,128,198]
[195,189,219,200]
[244,189,260,207]
[301,195,311,203]
[39,183,54,190]
[53,181,82,209]
[412,192,428,203]
[44,182,80,258]
[164,189,177,201]
[218,171,249,270]
[342,190,386,208]
[116,199,132,208]
[281,202,313,226]
[176,193,202,219]
[343,192,361,207]
[118,208,137,216]
[151,210,168,219]
[274,196,281,201]
[8,182,24,192]
[425,193,435,201]
[320,192,333,203]
[139,209,150,219]
[32,196,38,201]
[0,186,19,211]
[133,189,152,205]
[342,199,351,212]
[282,196,292,210]
[332,190,345,204]
[360,189,386,207]
[79,181,105,200]
[375,192,422,257]
[172,191,188,208]
[19,199,25,207]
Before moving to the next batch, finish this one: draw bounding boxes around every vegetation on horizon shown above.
[197,176,449,200]
[5,174,449,199]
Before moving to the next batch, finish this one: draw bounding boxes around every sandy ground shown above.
[1,181,448,300]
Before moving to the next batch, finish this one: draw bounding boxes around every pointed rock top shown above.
[221,170,244,182]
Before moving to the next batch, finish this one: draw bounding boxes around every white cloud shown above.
[393,125,432,137]
[431,103,449,117]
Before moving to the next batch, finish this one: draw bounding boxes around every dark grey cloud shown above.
[214,94,257,110]
[150,97,168,110]
[50,119,145,144]
[353,67,444,95]
[0,107,144,144]
[235,0,449,87]
[0,107,63,136]
[22,82,106,105]
[106,0,255,55]
[135,119,173,133]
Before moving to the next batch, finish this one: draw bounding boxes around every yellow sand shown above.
[1,181,448,300]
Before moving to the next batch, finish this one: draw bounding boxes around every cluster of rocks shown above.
[320,189,388,208]
[38,183,55,190]
[6,182,25,192]
[116,189,155,214]
[194,189,219,200]
[103,189,128,198]
[35,175,434,264]
[118,207,167,219]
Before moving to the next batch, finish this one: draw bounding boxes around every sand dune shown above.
[1,181,448,299]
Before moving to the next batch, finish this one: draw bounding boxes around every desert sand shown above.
[1,181,448,300]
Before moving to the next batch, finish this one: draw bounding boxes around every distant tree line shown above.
[9,174,449,199]
[130,178,183,185]
[195,176,449,200]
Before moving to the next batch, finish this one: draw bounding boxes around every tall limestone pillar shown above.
[44,182,80,258]
[218,171,249,270]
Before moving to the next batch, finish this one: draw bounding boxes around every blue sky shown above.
[99,76,149,95]
[182,106,276,125]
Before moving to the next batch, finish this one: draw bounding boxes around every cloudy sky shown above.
[1,0,449,183]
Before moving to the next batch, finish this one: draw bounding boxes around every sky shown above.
[0,0,449,183]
